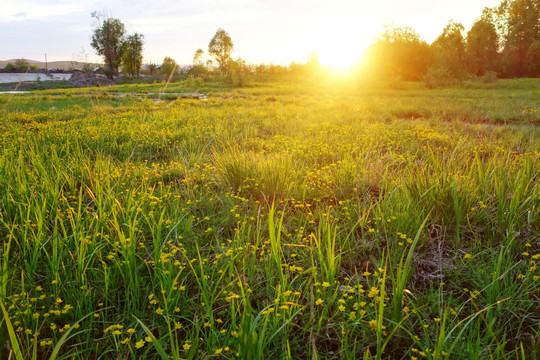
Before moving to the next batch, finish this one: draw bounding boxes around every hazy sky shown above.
[1,0,502,67]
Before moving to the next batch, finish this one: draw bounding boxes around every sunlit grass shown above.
[0,77,538,359]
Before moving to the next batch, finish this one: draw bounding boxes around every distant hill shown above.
[0,59,99,70]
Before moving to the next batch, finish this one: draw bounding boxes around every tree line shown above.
[90,0,538,82]
[90,11,240,80]
[362,0,540,83]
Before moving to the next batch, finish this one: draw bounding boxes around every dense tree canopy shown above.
[360,0,538,83]
[363,25,431,81]
[432,20,466,76]
[466,19,499,75]
[499,0,540,76]
[91,16,126,79]
[161,56,178,77]
[122,33,144,77]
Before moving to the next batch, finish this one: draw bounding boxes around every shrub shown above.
[14,58,31,71]
[186,76,204,87]
[423,66,460,88]
[480,71,498,83]
[186,65,208,77]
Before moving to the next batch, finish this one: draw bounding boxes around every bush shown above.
[186,65,208,77]
[4,63,15,71]
[423,67,460,88]
[160,57,178,77]
[14,58,31,71]
[480,71,498,83]
[186,76,204,87]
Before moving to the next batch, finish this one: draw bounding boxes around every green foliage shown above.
[121,33,144,77]
[496,0,540,77]
[0,79,538,359]
[141,63,158,75]
[12,59,31,72]
[364,0,538,82]
[15,59,31,71]
[466,19,499,75]
[208,28,234,74]
[423,66,461,88]
[0,302,24,360]
[227,57,251,87]
[4,62,15,71]
[480,70,499,83]
[193,48,205,66]
[186,65,209,78]
[363,25,432,81]
[160,56,178,77]
[432,20,467,77]
[90,13,127,80]
[525,41,540,76]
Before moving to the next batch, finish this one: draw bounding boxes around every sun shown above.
[309,18,374,72]
[317,40,370,71]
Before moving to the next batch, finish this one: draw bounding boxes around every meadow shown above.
[0,77,538,359]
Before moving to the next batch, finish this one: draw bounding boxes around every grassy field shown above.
[0,77,538,359]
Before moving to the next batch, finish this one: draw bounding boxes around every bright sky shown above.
[0,0,502,68]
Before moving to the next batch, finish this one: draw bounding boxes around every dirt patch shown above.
[69,72,115,87]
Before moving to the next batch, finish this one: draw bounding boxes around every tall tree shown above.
[122,33,144,77]
[160,57,178,77]
[193,48,205,66]
[499,0,540,76]
[208,29,234,73]
[363,25,432,81]
[526,41,540,76]
[431,20,466,77]
[466,18,499,75]
[91,14,126,80]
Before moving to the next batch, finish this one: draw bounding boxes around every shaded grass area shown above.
[0,78,539,359]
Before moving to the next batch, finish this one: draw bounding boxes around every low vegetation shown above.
[0,77,538,359]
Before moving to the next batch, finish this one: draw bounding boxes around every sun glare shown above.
[306,19,374,72]
[317,38,370,71]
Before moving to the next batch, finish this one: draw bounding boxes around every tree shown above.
[227,57,249,86]
[466,18,499,75]
[431,20,466,77]
[14,59,31,72]
[498,0,540,76]
[122,33,144,77]
[193,48,205,66]
[161,57,178,77]
[144,63,157,75]
[208,28,234,73]
[363,25,432,81]
[91,13,126,79]
[526,41,540,76]
[188,49,208,77]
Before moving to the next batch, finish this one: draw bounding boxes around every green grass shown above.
[0,77,538,359]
